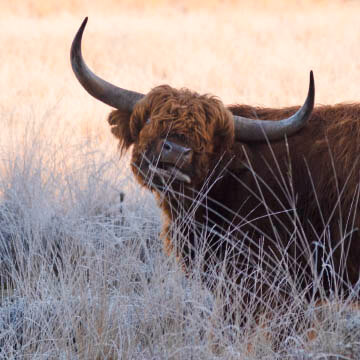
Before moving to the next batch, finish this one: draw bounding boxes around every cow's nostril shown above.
[163,142,172,152]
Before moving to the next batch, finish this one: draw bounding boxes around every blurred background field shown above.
[1,0,360,143]
[1,0,344,16]
[1,1,360,358]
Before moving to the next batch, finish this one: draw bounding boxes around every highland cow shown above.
[71,18,360,310]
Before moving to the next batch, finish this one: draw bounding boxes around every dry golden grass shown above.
[1,0,360,146]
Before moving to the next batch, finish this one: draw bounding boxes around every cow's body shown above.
[125,98,360,300]
[71,18,360,310]
[233,104,360,292]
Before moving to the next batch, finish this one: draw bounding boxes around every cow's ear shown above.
[107,109,134,155]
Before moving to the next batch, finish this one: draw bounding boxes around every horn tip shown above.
[309,70,314,87]
[80,17,88,32]
[308,70,315,103]
[71,17,89,74]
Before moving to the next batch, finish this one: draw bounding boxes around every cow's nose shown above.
[163,140,173,152]
[157,139,193,165]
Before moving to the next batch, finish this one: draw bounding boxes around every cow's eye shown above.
[146,118,151,124]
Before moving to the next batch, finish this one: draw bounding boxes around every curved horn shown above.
[234,71,315,141]
[70,17,144,112]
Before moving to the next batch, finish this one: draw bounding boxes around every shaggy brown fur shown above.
[108,85,360,308]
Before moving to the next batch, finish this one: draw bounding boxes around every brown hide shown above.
[228,103,360,294]
[109,85,360,302]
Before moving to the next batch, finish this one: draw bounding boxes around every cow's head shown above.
[71,18,314,189]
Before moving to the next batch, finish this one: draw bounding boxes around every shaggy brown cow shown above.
[71,18,360,309]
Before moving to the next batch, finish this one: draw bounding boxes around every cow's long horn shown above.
[233,71,315,141]
[70,17,144,112]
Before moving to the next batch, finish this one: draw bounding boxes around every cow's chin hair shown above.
[148,164,191,184]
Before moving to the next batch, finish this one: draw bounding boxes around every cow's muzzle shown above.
[148,139,193,184]
[157,139,193,167]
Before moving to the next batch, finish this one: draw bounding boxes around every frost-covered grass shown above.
[0,113,360,359]
[1,1,360,358]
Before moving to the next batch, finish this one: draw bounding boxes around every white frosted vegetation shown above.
[0,110,359,358]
